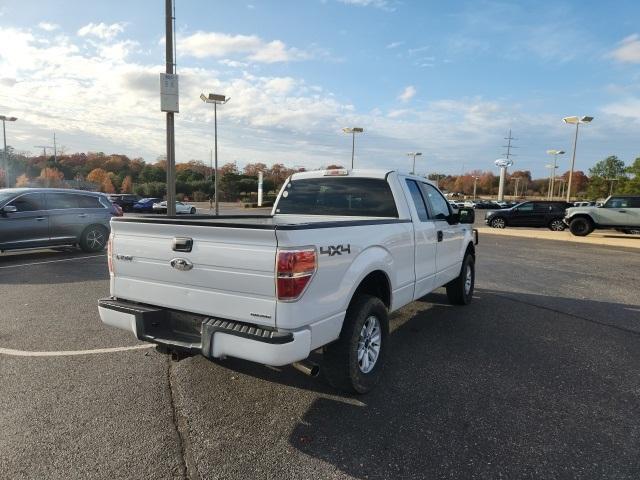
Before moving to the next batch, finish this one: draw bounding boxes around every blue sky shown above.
[1,0,639,176]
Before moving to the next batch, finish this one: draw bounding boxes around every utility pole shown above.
[53,132,57,165]
[163,0,177,216]
[1,115,18,187]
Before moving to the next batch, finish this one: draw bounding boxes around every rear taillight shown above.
[276,248,316,301]
[107,234,114,274]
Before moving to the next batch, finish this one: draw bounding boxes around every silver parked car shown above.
[0,188,118,253]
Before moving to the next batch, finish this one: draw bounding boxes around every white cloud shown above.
[179,31,308,63]
[77,22,125,40]
[38,22,59,32]
[386,41,403,49]
[338,0,392,10]
[398,85,416,103]
[610,34,640,64]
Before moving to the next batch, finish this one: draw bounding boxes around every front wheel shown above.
[569,217,594,236]
[548,218,566,231]
[446,254,475,305]
[79,225,108,252]
[490,217,506,228]
[323,295,389,394]
[190,207,196,214]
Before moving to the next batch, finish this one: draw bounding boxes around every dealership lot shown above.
[1,236,639,479]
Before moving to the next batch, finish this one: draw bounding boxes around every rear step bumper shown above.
[98,298,311,366]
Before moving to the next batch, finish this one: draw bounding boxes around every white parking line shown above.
[0,254,106,269]
[0,344,154,357]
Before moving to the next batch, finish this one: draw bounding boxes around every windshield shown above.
[275,177,398,217]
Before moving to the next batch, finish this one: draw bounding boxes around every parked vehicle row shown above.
[0,188,117,252]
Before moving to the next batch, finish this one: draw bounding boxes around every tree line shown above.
[0,148,638,200]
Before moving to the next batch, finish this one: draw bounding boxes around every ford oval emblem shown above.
[170,258,193,271]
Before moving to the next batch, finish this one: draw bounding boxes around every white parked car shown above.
[565,195,640,236]
[99,169,478,393]
[152,200,197,214]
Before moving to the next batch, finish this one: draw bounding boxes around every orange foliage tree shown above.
[120,175,133,193]
[15,174,30,187]
[38,167,64,187]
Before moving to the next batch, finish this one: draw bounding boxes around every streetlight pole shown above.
[342,127,364,169]
[201,93,230,216]
[407,152,422,174]
[1,115,17,188]
[472,176,479,200]
[563,116,593,202]
[546,149,565,200]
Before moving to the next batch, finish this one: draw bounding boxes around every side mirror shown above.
[2,205,17,214]
[457,207,475,224]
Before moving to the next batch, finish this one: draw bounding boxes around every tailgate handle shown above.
[172,237,193,252]
[437,230,443,242]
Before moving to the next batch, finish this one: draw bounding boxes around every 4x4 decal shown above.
[320,244,351,256]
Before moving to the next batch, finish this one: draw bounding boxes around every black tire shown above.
[548,218,566,231]
[446,254,475,305]
[190,207,196,214]
[323,295,389,394]
[490,217,506,228]
[569,217,594,237]
[79,225,108,252]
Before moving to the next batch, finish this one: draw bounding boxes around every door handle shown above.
[78,213,88,218]
[35,217,46,221]
[618,210,627,213]
[437,231,443,242]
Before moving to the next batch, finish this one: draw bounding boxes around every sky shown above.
[0,0,639,177]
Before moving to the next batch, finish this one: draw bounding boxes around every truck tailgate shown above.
[109,220,277,327]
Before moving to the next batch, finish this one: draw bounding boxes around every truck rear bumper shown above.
[98,298,311,366]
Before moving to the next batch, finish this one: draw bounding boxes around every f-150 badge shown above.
[320,244,351,256]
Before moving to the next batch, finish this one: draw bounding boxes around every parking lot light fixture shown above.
[342,127,364,169]
[200,93,230,215]
[407,152,422,174]
[563,116,593,202]
[0,115,18,188]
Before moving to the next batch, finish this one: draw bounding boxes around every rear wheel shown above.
[190,207,196,214]
[80,225,108,252]
[548,218,566,231]
[490,217,506,228]
[446,254,475,305]
[323,295,388,394]
[569,217,594,236]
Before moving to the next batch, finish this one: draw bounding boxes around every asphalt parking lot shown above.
[1,235,639,479]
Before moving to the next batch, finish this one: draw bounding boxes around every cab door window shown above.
[419,183,451,220]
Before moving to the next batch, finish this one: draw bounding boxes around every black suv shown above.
[485,201,571,230]
[107,194,140,212]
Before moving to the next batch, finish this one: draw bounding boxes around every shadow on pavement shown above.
[278,289,640,479]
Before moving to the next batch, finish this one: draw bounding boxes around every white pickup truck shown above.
[99,169,478,393]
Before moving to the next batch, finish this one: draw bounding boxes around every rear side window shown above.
[629,198,640,208]
[8,193,45,212]
[405,180,429,221]
[275,177,398,217]
[77,195,104,209]
[47,193,80,209]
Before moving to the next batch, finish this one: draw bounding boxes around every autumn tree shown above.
[243,162,268,177]
[38,167,64,187]
[15,174,30,187]
[87,168,109,185]
[121,175,133,193]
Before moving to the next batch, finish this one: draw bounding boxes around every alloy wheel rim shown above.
[464,265,473,295]
[357,315,381,374]
[87,230,105,249]
[493,218,505,228]
[551,220,564,231]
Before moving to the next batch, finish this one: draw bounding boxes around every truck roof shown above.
[289,169,435,185]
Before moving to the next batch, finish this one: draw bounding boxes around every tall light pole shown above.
[472,176,479,200]
[544,164,556,199]
[201,93,230,216]
[407,152,422,174]
[1,115,17,188]
[563,116,593,201]
[343,127,364,169]
[546,149,565,200]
